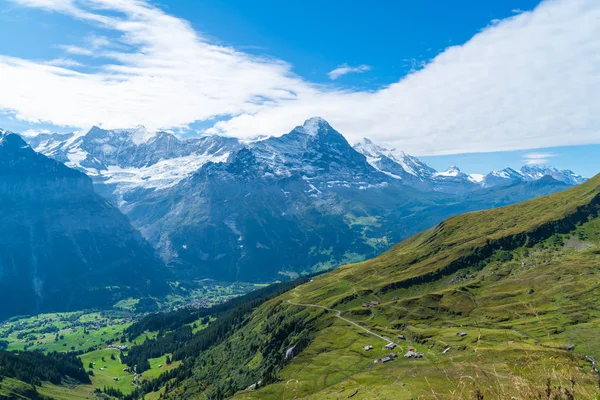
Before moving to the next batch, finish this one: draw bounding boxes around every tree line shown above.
[0,350,90,386]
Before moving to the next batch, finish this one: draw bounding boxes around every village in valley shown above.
[0,279,269,396]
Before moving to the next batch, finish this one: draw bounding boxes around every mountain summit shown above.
[353,137,436,188]
[294,116,331,136]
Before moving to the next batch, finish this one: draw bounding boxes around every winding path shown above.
[287,294,393,345]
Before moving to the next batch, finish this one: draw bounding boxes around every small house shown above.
[397,334,405,340]
[404,351,424,359]
[362,301,380,308]
[363,345,373,351]
[457,332,467,337]
[385,342,396,350]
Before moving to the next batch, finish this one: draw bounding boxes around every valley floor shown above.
[0,280,267,399]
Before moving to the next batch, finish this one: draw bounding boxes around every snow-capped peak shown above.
[468,173,485,183]
[436,166,461,177]
[353,137,439,181]
[299,117,330,136]
[520,164,586,185]
[355,137,411,160]
[354,137,388,158]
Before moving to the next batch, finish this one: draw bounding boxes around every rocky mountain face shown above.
[18,118,585,281]
[123,121,420,280]
[0,132,169,318]
[25,125,240,206]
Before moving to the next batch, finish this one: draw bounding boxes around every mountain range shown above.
[24,118,585,200]
[17,118,585,281]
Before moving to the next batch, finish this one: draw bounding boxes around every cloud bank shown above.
[1,0,600,156]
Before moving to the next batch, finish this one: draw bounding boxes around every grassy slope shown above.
[167,175,600,399]
[80,348,180,395]
[0,377,95,400]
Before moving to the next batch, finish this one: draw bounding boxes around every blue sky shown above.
[421,145,600,178]
[158,0,541,86]
[0,1,541,86]
[0,0,599,177]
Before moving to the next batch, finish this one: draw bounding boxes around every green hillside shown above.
[157,175,600,399]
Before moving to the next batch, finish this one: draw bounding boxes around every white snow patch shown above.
[66,147,89,167]
[301,117,327,136]
[434,166,461,177]
[468,173,484,183]
[104,151,230,192]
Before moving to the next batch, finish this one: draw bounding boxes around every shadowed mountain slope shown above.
[0,133,169,319]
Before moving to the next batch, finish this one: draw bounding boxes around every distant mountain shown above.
[351,139,585,192]
[430,165,482,194]
[0,132,169,318]
[481,165,586,188]
[16,118,586,281]
[353,137,436,190]
[520,164,586,185]
[25,125,240,206]
[353,139,482,193]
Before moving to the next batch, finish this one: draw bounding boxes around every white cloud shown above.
[327,64,371,80]
[1,0,600,157]
[58,45,93,55]
[45,58,83,67]
[523,152,558,165]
